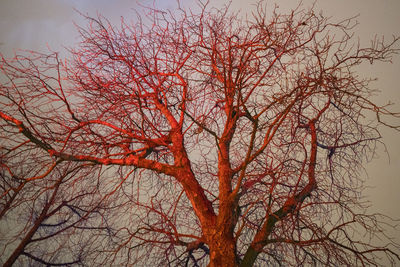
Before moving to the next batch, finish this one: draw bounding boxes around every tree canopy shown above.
[1,1,399,266]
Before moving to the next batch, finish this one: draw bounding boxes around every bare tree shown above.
[1,1,400,266]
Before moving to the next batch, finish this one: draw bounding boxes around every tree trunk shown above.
[208,232,238,267]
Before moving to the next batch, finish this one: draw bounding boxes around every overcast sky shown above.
[1,0,399,251]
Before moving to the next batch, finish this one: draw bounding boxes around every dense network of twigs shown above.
[1,1,399,266]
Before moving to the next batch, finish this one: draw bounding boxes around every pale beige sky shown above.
[1,0,399,256]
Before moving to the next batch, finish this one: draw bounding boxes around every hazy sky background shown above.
[1,0,399,256]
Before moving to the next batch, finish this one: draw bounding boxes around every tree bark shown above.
[208,233,237,267]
